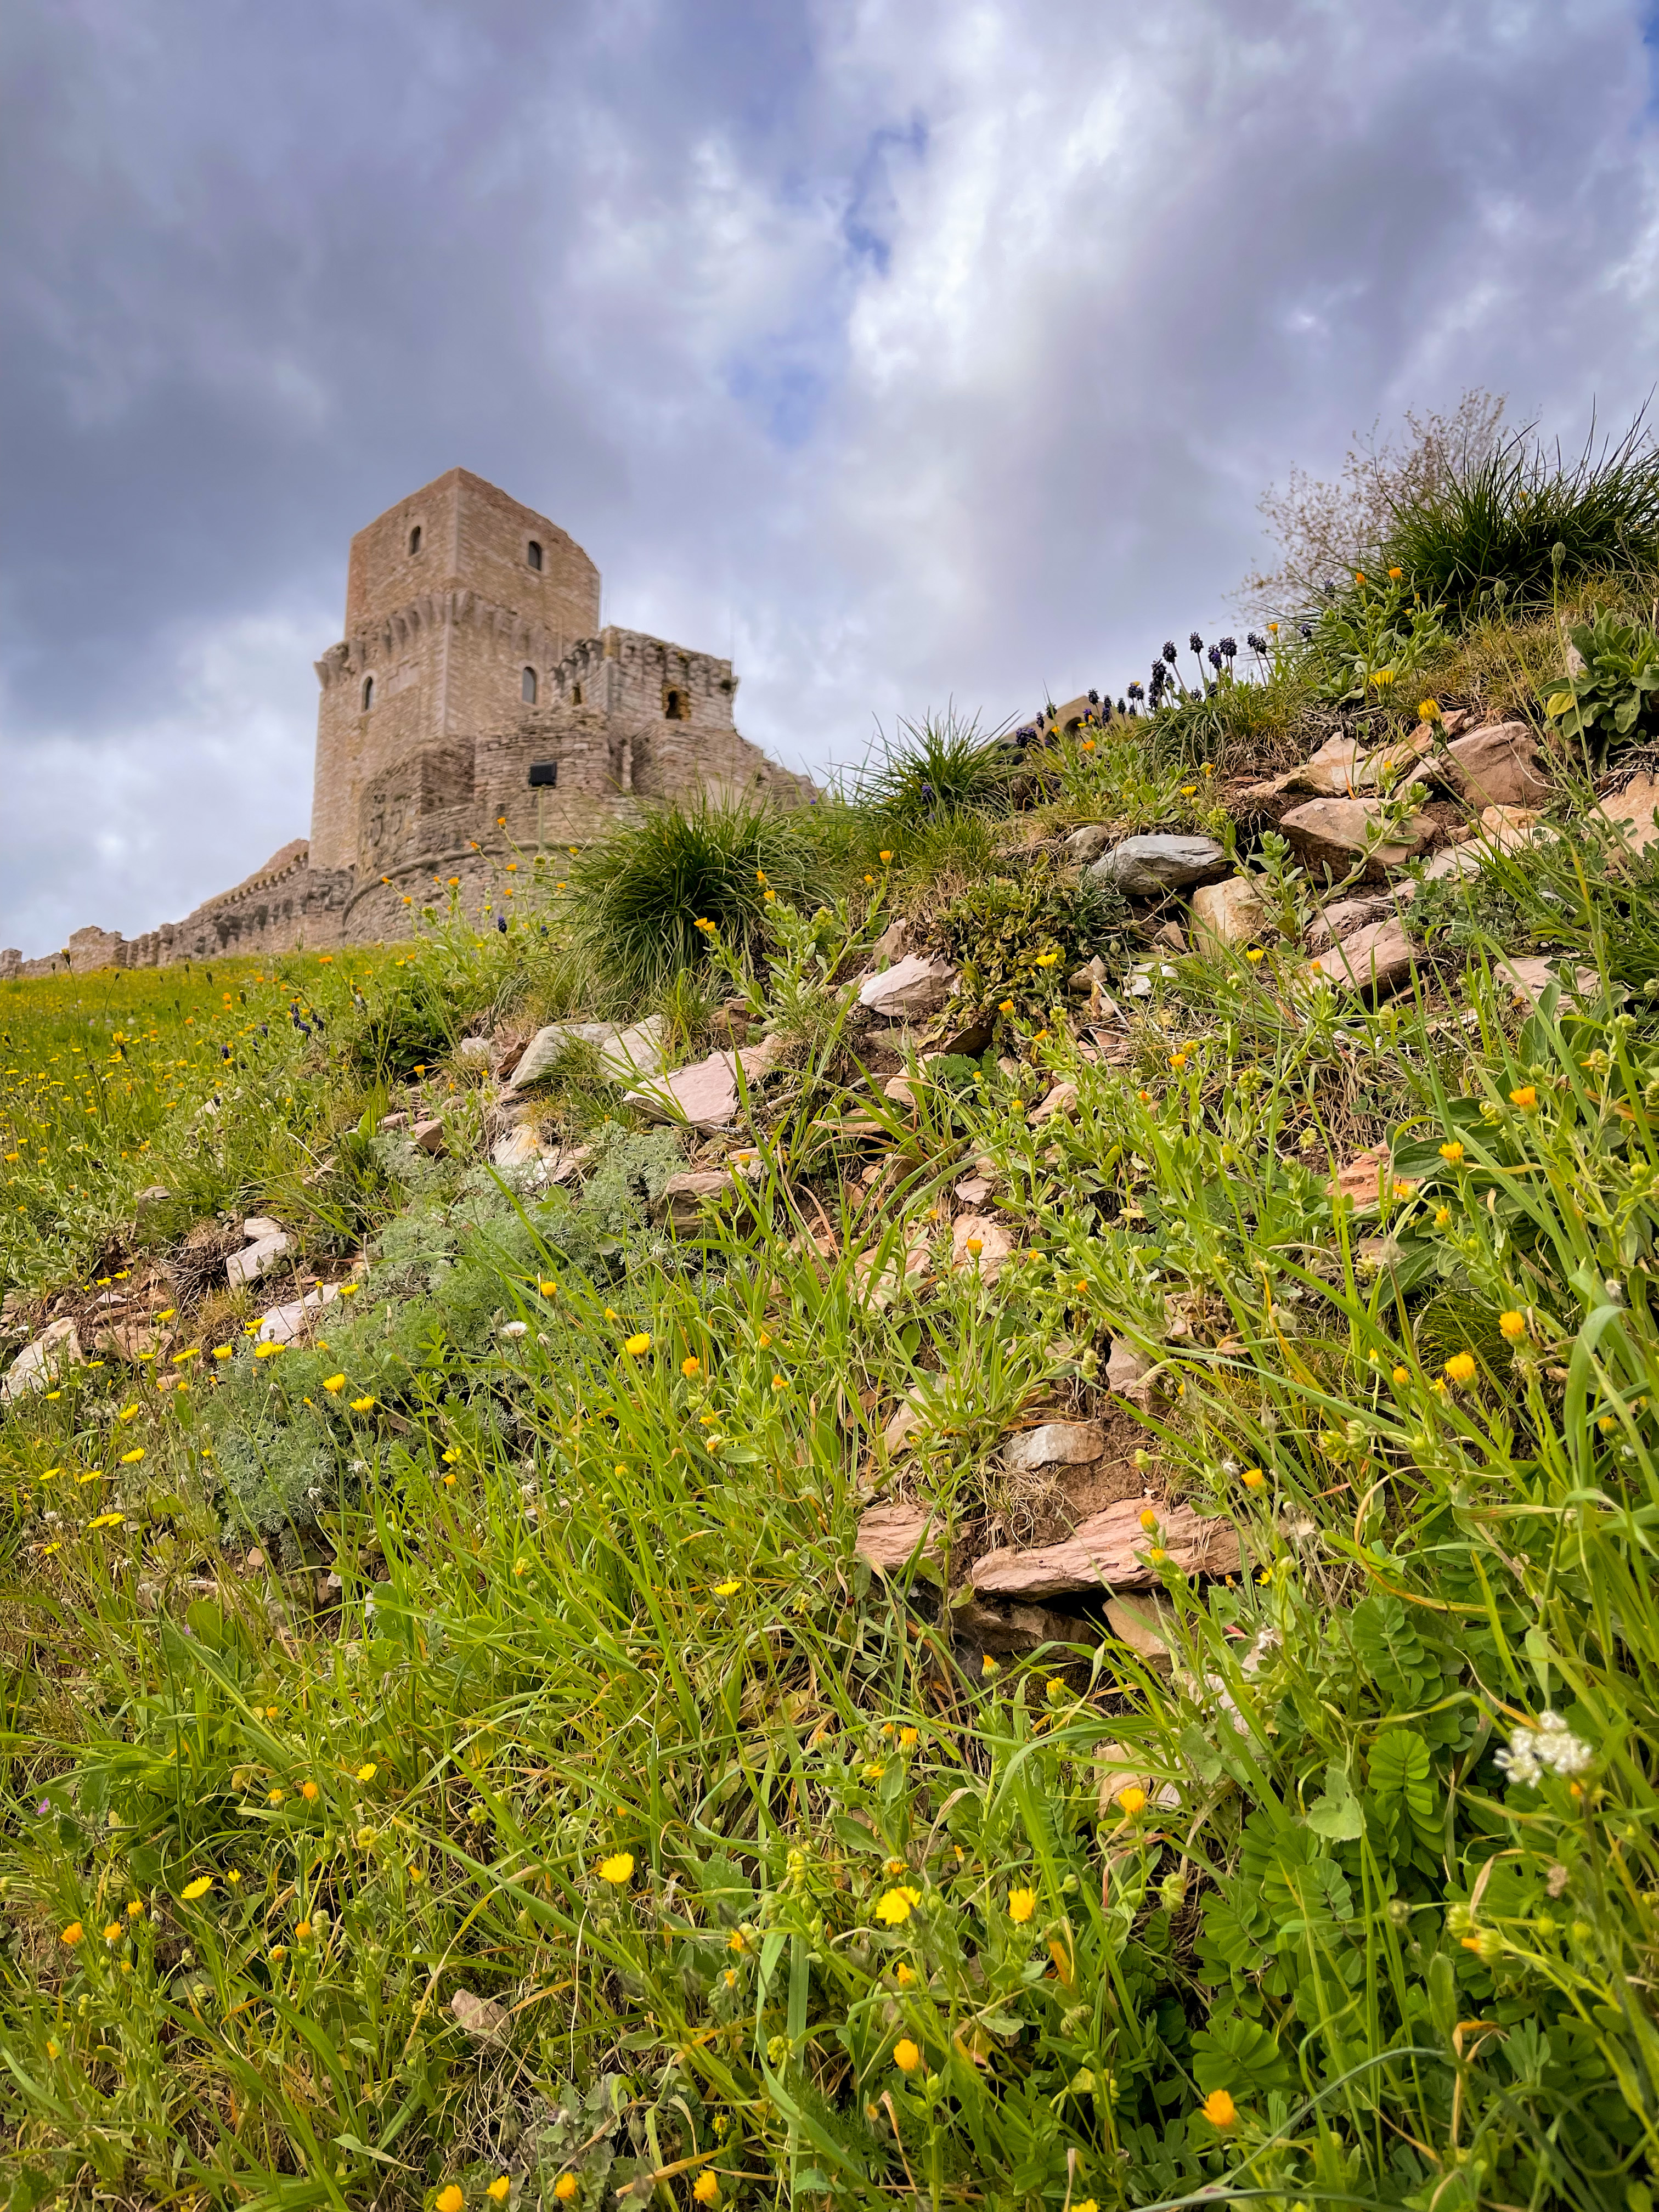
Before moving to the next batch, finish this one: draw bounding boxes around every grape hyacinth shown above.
[1163,642,1178,664]
[1219,636,1237,660]
[1189,632,1204,653]
[1207,644,1223,670]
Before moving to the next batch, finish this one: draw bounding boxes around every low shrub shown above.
[856,710,1014,823]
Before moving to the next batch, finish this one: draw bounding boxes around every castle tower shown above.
[308,470,601,872]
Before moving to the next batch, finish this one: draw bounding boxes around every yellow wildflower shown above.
[1202,2087,1237,2126]
[1444,1352,1477,1385]
[1499,1310,1526,1340]
[893,2037,922,2073]
[180,1876,214,1900]
[598,1852,635,1885]
[1008,1887,1037,1924]
[874,1885,921,1925]
[623,1333,651,1356]
[322,1373,346,1393]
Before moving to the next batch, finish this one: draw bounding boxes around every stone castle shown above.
[2,469,810,977]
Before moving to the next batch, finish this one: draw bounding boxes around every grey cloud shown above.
[3,0,1657,951]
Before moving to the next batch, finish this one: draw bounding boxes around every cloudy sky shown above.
[2,0,1657,955]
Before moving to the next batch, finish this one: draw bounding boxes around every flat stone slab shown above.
[1065,823,1116,865]
[857,953,957,1021]
[971,1498,1239,1598]
[227,1232,290,1288]
[242,1215,284,1242]
[1088,834,1231,895]
[1279,798,1436,881]
[1492,955,1599,1009]
[855,1502,946,1575]
[1306,885,1411,952]
[510,1016,665,1091]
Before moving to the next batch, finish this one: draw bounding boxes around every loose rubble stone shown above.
[971,1498,1238,1598]
[1439,720,1549,808]
[227,1232,290,1289]
[1190,875,1271,949]
[1477,805,1548,854]
[1422,842,1483,882]
[628,1036,782,1131]
[1088,834,1231,895]
[134,1184,171,1212]
[1294,728,1435,795]
[884,1074,925,1107]
[450,1990,509,2042]
[1305,885,1412,951]
[1328,1145,1397,1209]
[510,1016,665,1091]
[1096,1740,1181,1816]
[490,1125,551,1170]
[1103,1340,1154,1400]
[952,1212,1014,1282]
[2,1317,84,1401]
[257,1285,341,1346]
[456,1036,494,1064]
[379,1111,410,1130]
[1312,918,1420,998]
[1027,1081,1079,1127]
[1591,772,1659,859]
[1105,1594,1172,1666]
[1492,955,1599,1009]
[868,915,911,963]
[651,1171,730,1230]
[1003,1421,1108,1475]
[242,1215,284,1242]
[954,1173,993,1206]
[411,1118,446,1154]
[856,953,957,1021]
[1068,953,1110,996]
[1279,798,1436,881]
[1064,823,1116,864]
[855,1502,945,1575]
[853,1226,933,1310]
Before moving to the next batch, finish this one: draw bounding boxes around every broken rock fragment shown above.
[1,1317,84,1402]
[855,1502,946,1576]
[1279,798,1436,881]
[1002,1421,1108,1476]
[1312,918,1420,998]
[1438,721,1549,809]
[970,1498,1238,1599]
[1190,874,1272,949]
[857,953,957,1022]
[1088,834,1231,896]
[951,1212,1014,1282]
[650,1171,730,1231]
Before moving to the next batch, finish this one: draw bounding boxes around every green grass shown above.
[7,498,1659,2209]
[1376,410,1659,617]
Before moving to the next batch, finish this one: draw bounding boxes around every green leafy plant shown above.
[928,861,1127,1022]
[1544,608,1659,766]
[1300,569,1451,704]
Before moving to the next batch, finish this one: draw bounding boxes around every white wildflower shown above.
[1496,1710,1594,1789]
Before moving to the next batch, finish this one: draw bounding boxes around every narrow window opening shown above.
[521,667,538,705]
[526,540,543,572]
[571,682,583,704]
[528,761,558,788]
[408,524,422,554]
[362,675,375,710]
[663,687,687,721]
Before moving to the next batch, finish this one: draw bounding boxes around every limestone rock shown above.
[884,1074,925,1107]
[651,1171,729,1231]
[257,1285,340,1346]
[1422,843,1484,882]
[1105,1593,1172,1666]
[510,1016,665,1091]
[242,1216,285,1243]
[1065,823,1116,865]
[1103,1340,1154,1400]
[227,1232,290,1289]
[1068,954,1110,996]
[869,915,911,963]
[450,1989,509,2043]
[2,1317,84,1401]
[952,1212,1014,1282]
[1305,885,1410,952]
[852,1226,933,1310]
[1152,918,1189,953]
[1477,805,1548,855]
[1438,721,1549,809]
[1027,1080,1079,1127]
[1293,727,1434,796]
[954,1173,992,1206]
[490,1124,552,1170]
[856,953,957,1022]
[1088,834,1231,896]
[855,1502,945,1576]
[1190,875,1272,949]
[411,1118,446,1155]
[1328,1145,1396,1210]
[1279,798,1436,881]
[1312,918,1420,998]
[971,1498,1239,1598]
[1492,955,1599,1009]
[1002,1420,1108,1475]
[1096,1739,1180,1816]
[1591,772,1659,859]
[134,1185,172,1213]
[628,1038,782,1131]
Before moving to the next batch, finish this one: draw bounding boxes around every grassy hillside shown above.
[4,444,1659,2211]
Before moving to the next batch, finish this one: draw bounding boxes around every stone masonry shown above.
[3,469,811,977]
